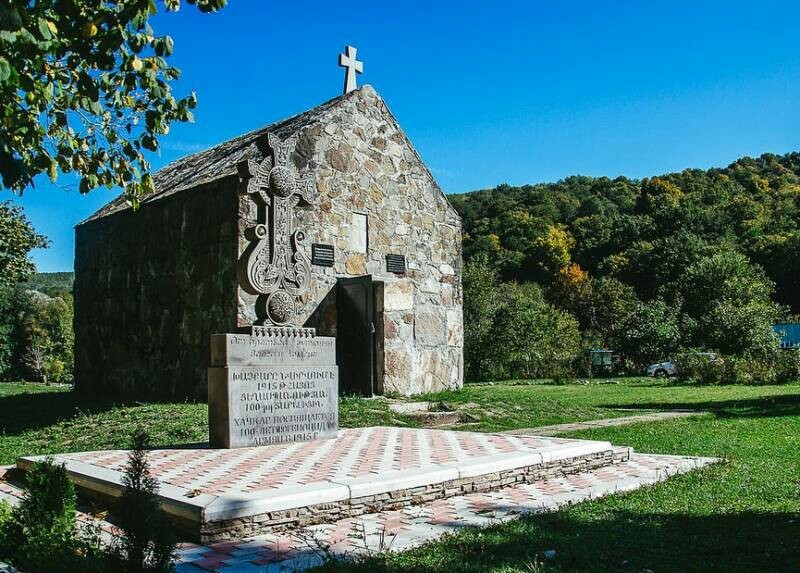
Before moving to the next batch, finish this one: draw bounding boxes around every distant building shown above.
[774,323,800,349]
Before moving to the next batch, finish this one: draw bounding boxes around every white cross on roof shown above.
[338,45,363,95]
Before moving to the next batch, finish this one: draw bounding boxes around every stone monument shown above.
[207,134,339,448]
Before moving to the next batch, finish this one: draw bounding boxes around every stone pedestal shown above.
[208,329,338,448]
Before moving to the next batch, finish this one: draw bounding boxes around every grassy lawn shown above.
[421,378,800,431]
[1,379,799,571]
[0,383,420,465]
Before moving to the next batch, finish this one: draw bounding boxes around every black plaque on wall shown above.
[386,254,406,274]
[311,243,335,267]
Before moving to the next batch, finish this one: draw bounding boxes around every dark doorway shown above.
[336,275,383,396]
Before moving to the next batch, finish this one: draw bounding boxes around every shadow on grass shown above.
[0,389,119,435]
[315,509,800,573]
[602,393,800,419]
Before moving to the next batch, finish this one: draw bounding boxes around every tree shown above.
[462,255,500,381]
[20,291,74,383]
[585,276,642,349]
[617,298,682,367]
[0,201,48,287]
[530,224,574,277]
[488,282,581,380]
[0,202,47,379]
[112,428,176,573]
[24,341,47,384]
[681,251,780,356]
[0,0,226,198]
[0,285,26,377]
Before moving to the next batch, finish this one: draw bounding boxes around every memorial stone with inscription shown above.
[207,133,339,448]
[208,333,338,448]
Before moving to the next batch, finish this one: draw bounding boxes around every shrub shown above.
[774,349,800,384]
[110,427,176,573]
[0,458,101,572]
[676,351,799,385]
[487,282,581,381]
[463,258,582,382]
[0,499,12,556]
[675,353,724,385]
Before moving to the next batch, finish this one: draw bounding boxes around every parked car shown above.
[645,352,717,378]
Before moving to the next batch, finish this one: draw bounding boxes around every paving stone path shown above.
[504,410,708,437]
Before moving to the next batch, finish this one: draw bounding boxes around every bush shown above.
[675,353,724,385]
[676,351,800,385]
[463,258,582,382]
[0,458,102,572]
[774,349,800,384]
[0,499,12,554]
[487,282,582,381]
[110,427,176,573]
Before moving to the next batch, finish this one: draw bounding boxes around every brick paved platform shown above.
[171,453,716,572]
[16,427,629,542]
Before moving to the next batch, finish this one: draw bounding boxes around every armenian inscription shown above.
[208,331,339,448]
[209,365,338,448]
[210,334,335,367]
[311,243,335,267]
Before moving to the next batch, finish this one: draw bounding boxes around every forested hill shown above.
[22,272,74,297]
[450,152,800,314]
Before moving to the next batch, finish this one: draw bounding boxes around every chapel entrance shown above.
[336,276,384,396]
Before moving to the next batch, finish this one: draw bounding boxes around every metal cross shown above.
[338,45,363,95]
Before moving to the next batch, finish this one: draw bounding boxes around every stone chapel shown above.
[73,85,463,400]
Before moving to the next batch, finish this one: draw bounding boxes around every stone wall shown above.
[237,86,463,395]
[74,178,240,399]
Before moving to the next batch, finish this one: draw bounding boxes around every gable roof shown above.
[81,85,457,224]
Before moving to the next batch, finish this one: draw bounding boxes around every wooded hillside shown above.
[451,152,800,378]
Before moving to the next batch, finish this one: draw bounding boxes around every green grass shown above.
[0,383,418,465]
[420,377,800,431]
[2,379,799,571]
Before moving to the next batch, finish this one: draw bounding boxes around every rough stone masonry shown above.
[73,86,463,400]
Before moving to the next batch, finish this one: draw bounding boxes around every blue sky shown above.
[7,0,800,272]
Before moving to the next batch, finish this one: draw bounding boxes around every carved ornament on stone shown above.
[244,133,317,326]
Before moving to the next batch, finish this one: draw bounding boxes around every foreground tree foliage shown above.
[0,0,226,198]
[453,152,799,373]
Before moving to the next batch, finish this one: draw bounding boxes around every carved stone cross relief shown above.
[243,133,317,326]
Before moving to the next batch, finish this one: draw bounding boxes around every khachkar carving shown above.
[244,133,317,327]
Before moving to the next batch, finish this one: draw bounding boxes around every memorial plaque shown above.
[210,334,335,367]
[208,365,338,448]
[386,254,406,274]
[208,331,338,449]
[311,243,335,267]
